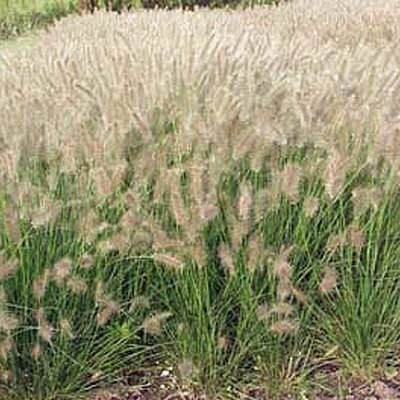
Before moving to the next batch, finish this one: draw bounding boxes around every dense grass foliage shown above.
[0,0,76,39]
[1,1,400,399]
[0,0,280,40]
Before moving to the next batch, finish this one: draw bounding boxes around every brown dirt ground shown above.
[87,366,400,400]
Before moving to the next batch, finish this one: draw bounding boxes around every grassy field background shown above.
[0,0,74,39]
[0,0,279,39]
[1,1,400,399]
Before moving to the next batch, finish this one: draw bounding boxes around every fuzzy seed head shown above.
[98,233,128,254]
[254,188,269,222]
[200,199,218,222]
[279,163,301,202]
[29,197,60,228]
[0,311,19,332]
[325,232,347,252]
[129,295,151,312]
[237,182,252,222]
[35,307,45,325]
[0,369,12,384]
[97,306,116,326]
[270,302,295,317]
[323,150,349,199]
[59,317,74,339]
[230,219,250,248]
[142,311,173,336]
[31,343,41,360]
[0,336,13,360]
[217,335,228,350]
[154,253,184,271]
[352,187,380,218]
[167,169,189,227]
[177,323,185,334]
[52,257,72,284]
[347,224,364,250]
[189,163,205,207]
[256,303,270,322]
[303,196,319,218]
[79,253,93,269]
[273,255,292,280]
[277,277,293,302]
[39,324,55,342]
[246,236,265,272]
[77,209,97,239]
[66,277,88,294]
[33,272,48,301]
[187,242,203,268]
[96,296,119,326]
[91,165,126,198]
[319,265,338,293]
[269,319,297,335]
[4,204,21,244]
[292,287,308,304]
[218,244,235,276]
[0,254,20,281]
[95,280,106,304]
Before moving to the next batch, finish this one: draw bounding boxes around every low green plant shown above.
[2,139,400,399]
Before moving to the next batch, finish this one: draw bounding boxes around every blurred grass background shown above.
[0,0,280,40]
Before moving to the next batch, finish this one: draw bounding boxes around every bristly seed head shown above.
[95,279,107,304]
[199,196,218,222]
[303,195,319,218]
[237,182,252,222]
[31,343,41,360]
[272,245,294,280]
[35,307,45,325]
[256,303,270,321]
[352,187,380,219]
[154,253,184,271]
[0,311,19,333]
[218,244,235,276]
[0,368,12,384]
[59,317,74,339]
[322,150,349,199]
[167,168,189,227]
[273,255,292,280]
[270,302,295,317]
[79,253,93,269]
[66,277,88,294]
[129,295,151,312]
[217,335,228,350]
[269,319,297,335]
[319,265,338,293]
[246,236,266,272]
[39,324,55,342]
[97,306,117,326]
[325,232,347,252]
[347,224,364,250]
[278,163,301,202]
[4,203,21,244]
[33,271,48,301]
[0,253,20,282]
[0,336,13,360]
[142,311,173,336]
[292,287,308,304]
[277,277,293,302]
[51,257,72,284]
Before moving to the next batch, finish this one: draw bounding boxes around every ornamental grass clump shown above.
[2,1,400,399]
